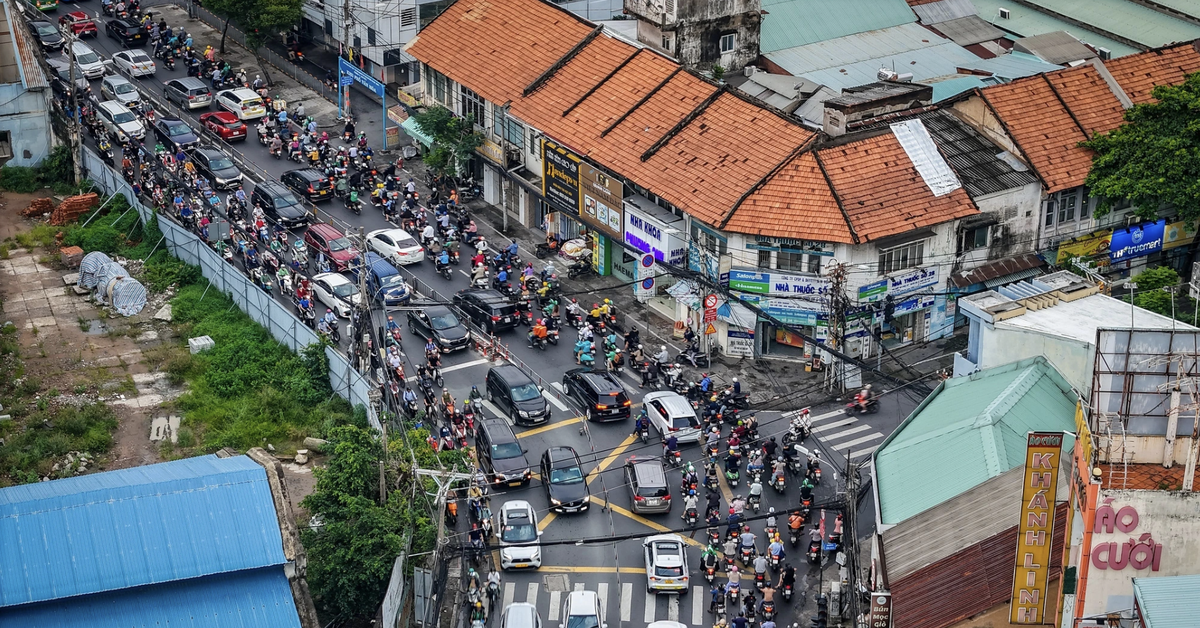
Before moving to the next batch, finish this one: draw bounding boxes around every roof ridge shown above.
[600,67,681,137]
[813,150,861,244]
[524,25,605,97]
[562,48,642,117]
[1039,72,1090,140]
[640,85,726,162]
[975,87,1049,190]
[719,135,821,229]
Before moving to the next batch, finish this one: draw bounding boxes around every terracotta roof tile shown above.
[818,132,978,241]
[512,34,634,125]
[1100,463,1200,491]
[405,0,595,105]
[1044,64,1126,136]
[981,76,1095,193]
[728,152,856,243]
[1105,41,1200,105]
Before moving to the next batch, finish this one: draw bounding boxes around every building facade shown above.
[0,0,54,167]
[623,0,761,72]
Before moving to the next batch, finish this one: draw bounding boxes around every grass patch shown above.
[0,403,118,486]
[10,223,59,251]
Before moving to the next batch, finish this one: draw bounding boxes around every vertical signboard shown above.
[579,163,624,239]
[542,139,581,215]
[868,592,892,628]
[1011,432,1064,624]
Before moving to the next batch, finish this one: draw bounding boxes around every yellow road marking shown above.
[590,497,705,548]
[538,511,557,532]
[717,463,734,504]
[533,565,648,574]
[587,433,638,486]
[518,416,584,439]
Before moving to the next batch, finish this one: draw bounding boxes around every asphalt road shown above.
[51,9,925,626]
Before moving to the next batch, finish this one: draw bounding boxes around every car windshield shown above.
[35,24,56,36]
[210,156,234,169]
[273,191,300,207]
[550,465,583,485]
[654,564,684,577]
[491,441,523,460]
[165,122,190,136]
[131,53,150,63]
[76,52,99,64]
[510,383,541,402]
[501,522,537,543]
[430,313,459,330]
[566,614,600,628]
[328,237,352,252]
[221,120,241,129]
[331,283,356,298]
[113,111,136,124]
[113,82,135,94]
[672,415,699,429]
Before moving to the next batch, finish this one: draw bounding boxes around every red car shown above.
[199,111,247,142]
[59,12,98,37]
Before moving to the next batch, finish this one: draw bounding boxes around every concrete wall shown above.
[957,182,1041,269]
[0,84,53,167]
[625,0,760,71]
[975,325,1094,394]
[950,97,1022,158]
[1081,489,1200,619]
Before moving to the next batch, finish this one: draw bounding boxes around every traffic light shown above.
[810,594,829,628]
[883,295,895,325]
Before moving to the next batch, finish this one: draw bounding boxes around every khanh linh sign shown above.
[1010,432,1063,625]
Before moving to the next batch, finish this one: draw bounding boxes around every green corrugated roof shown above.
[875,356,1078,525]
[971,0,1159,57]
[759,0,917,53]
[1134,574,1200,628]
[1024,0,1200,49]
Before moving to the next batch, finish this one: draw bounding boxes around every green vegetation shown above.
[1084,72,1200,221]
[413,105,484,180]
[1122,266,1200,324]
[0,404,118,485]
[0,145,85,194]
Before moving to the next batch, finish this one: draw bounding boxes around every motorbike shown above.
[768,552,781,571]
[437,260,453,280]
[754,570,766,590]
[638,422,649,444]
[748,492,761,513]
[677,345,711,369]
[725,468,740,488]
[789,528,800,548]
[530,333,547,351]
[761,599,776,621]
[739,545,754,567]
[808,539,821,564]
[566,259,592,279]
[718,388,751,410]
[684,507,698,526]
[667,449,682,468]
[811,465,822,484]
[847,396,880,415]
[781,583,793,602]
[773,474,786,493]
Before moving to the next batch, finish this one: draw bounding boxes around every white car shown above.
[643,534,689,594]
[367,228,425,265]
[111,49,156,78]
[502,603,541,628]
[100,75,140,108]
[497,500,542,570]
[643,391,702,443]
[561,590,605,628]
[311,272,361,318]
[70,42,107,79]
[95,100,144,142]
[216,88,267,120]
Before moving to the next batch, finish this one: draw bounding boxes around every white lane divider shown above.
[543,390,569,412]
[526,583,539,608]
[597,583,608,618]
[441,357,491,374]
[503,582,516,609]
[691,587,704,625]
[643,591,656,623]
[667,595,679,621]
[548,591,562,620]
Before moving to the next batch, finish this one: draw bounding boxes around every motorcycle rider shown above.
[768,534,786,562]
[771,457,787,486]
[748,476,763,508]
[855,383,874,412]
[753,552,768,582]
[788,510,805,535]
[799,476,814,501]
[700,372,713,394]
[730,493,746,516]
[663,433,680,460]
[776,563,796,592]
[763,436,778,460]
[655,345,671,367]
[701,543,719,572]
[682,489,698,521]
[528,318,548,347]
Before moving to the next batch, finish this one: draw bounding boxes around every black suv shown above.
[29,20,65,51]
[476,418,531,486]
[47,59,89,98]
[192,147,243,190]
[153,117,200,153]
[251,181,308,228]
[407,305,469,352]
[105,18,145,47]
[485,365,550,426]
[281,168,333,202]
[562,367,631,422]
[541,446,589,513]
[452,289,518,333]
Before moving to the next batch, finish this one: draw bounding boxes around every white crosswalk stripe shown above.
[850,445,879,459]
[812,417,858,432]
[818,424,872,442]
[667,595,680,621]
[505,578,718,625]
[597,583,608,616]
[691,587,704,625]
[547,591,562,620]
[620,583,633,622]
[503,582,516,609]
[526,584,538,609]
[834,432,885,451]
[810,409,846,423]
[644,590,656,622]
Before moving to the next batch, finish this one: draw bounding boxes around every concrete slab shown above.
[149,415,179,443]
[62,273,80,285]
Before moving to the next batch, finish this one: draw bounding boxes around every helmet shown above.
[443,388,449,392]
[388,315,394,321]
[689,489,696,496]
[865,383,873,390]
[730,566,738,573]
[769,507,776,514]
[770,436,777,442]
[729,507,735,515]
[593,303,599,308]
[604,298,611,305]
[571,298,577,303]
[662,345,667,351]
[733,377,738,383]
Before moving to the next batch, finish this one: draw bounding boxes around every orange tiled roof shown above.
[1100,462,1200,491]
[1043,64,1126,136]
[1105,40,1200,105]
[726,151,856,243]
[817,132,979,242]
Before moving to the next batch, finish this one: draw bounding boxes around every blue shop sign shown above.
[1110,220,1166,262]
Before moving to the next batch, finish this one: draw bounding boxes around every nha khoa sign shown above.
[1010,432,1063,625]
[1091,498,1163,572]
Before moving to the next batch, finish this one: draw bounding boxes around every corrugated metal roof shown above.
[1134,574,1200,628]
[1013,30,1098,64]
[912,0,978,24]
[759,0,917,53]
[1021,0,1200,49]
[874,356,1077,525]
[1147,0,1200,20]
[970,0,1144,57]
[950,252,1045,288]
[0,567,301,628]
[919,109,1038,197]
[765,24,1058,91]
[891,119,963,196]
[932,15,1006,46]
[5,2,48,90]
[0,455,286,608]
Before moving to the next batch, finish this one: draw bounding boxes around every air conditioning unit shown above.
[1097,47,1112,60]
[998,7,1011,18]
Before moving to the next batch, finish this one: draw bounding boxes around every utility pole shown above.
[341,0,352,119]
[62,24,82,184]
[825,261,849,393]
[842,451,861,628]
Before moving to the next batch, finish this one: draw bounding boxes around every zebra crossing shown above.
[500,580,708,625]
[783,407,884,460]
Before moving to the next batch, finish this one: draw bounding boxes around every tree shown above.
[1083,72,1200,221]
[412,106,484,179]
[204,0,302,84]
[303,495,406,620]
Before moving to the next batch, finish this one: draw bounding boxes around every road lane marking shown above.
[548,591,562,620]
[532,566,648,574]
[574,583,585,592]
[544,391,569,412]
[811,409,846,423]
[518,415,583,439]
[586,434,638,486]
[643,590,656,622]
[597,583,608,616]
[691,587,704,625]
[503,582,516,608]
[538,511,558,532]
[527,583,539,606]
[850,445,879,459]
[833,432,884,450]
[590,497,705,548]
[818,424,871,442]
[620,583,633,622]
[812,418,857,432]
[481,400,506,420]
[668,595,680,621]
[441,358,490,373]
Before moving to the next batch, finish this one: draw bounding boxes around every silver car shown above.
[100,75,140,108]
[497,500,542,570]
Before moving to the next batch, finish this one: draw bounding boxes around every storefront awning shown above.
[948,253,1044,289]
[667,280,700,309]
[718,301,757,328]
[400,117,433,148]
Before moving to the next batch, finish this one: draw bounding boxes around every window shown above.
[528,131,541,158]
[963,225,990,252]
[324,19,333,36]
[367,27,376,45]
[776,251,805,272]
[505,117,524,148]
[878,241,924,275]
[429,68,447,105]
[401,7,417,28]
[1044,187,1092,228]
[807,254,822,274]
[461,85,485,126]
[719,33,736,54]
[353,35,361,49]
[757,249,772,268]
[662,35,672,52]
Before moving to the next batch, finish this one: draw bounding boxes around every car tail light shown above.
[669,427,679,432]
[663,494,671,500]
[596,403,607,410]
[633,495,644,502]
[187,95,195,100]
[307,186,314,193]
[491,315,500,322]
[623,400,632,406]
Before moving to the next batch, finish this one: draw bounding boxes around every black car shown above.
[105,18,145,47]
[452,289,519,333]
[29,20,65,51]
[191,147,243,190]
[153,117,200,152]
[562,367,631,422]
[251,181,308,228]
[47,58,89,98]
[476,418,531,486]
[407,305,469,352]
[485,365,550,426]
[281,168,333,202]
[541,446,589,513]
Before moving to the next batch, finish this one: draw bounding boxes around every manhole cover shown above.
[543,574,569,592]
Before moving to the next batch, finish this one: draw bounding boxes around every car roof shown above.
[103,75,131,84]
[502,499,534,517]
[312,272,351,286]
[459,288,506,302]
[160,116,187,124]
[97,101,131,113]
[644,533,685,547]
[205,110,238,120]
[376,227,417,243]
[565,591,598,615]
[544,446,579,466]
[171,76,207,88]
[578,370,623,393]
[490,364,532,385]
[226,87,261,99]
[288,168,325,180]
[71,41,95,53]
[627,456,667,481]
[644,392,693,416]
[481,418,517,443]
[66,11,89,19]
[505,603,539,628]
[194,147,223,159]
[256,180,288,193]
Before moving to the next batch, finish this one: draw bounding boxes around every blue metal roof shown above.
[760,0,917,53]
[0,455,286,608]
[0,567,301,628]
[1134,574,1200,628]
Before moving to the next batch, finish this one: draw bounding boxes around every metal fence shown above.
[82,148,381,431]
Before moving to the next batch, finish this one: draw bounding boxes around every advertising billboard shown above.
[1010,432,1064,624]
[542,139,581,215]
[579,163,624,239]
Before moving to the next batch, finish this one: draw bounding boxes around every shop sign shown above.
[757,296,821,327]
[727,329,754,357]
[888,266,937,296]
[1110,220,1165,262]
[625,210,686,265]
[858,279,888,303]
[590,231,608,276]
[1090,499,1163,572]
[727,269,830,297]
[578,163,623,239]
[1162,220,1197,251]
[476,137,504,165]
[868,592,892,628]
[542,139,581,215]
[1010,432,1063,625]
[893,295,934,315]
[1055,230,1112,266]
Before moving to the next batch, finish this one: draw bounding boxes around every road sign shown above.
[641,278,654,290]
[641,254,655,268]
[704,322,717,335]
[704,293,718,309]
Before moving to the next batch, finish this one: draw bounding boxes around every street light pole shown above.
[62,25,82,184]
